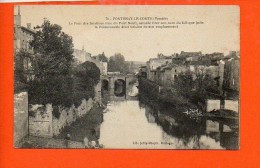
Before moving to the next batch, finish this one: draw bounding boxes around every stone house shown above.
[223,59,240,92]
[73,48,107,76]
[14,7,36,82]
[158,63,188,87]
[146,57,172,81]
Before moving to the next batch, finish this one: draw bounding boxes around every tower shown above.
[14,6,21,26]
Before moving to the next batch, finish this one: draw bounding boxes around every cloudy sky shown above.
[16,5,239,62]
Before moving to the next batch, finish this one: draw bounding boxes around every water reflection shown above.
[99,83,239,149]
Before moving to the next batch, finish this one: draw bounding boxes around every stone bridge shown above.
[101,74,136,95]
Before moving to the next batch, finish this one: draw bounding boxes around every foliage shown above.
[28,20,100,116]
[30,19,74,79]
[28,19,74,109]
[29,75,73,107]
[193,66,218,102]
[52,106,61,119]
[94,52,108,62]
[173,70,193,98]
[108,53,130,74]
[72,61,100,107]
[172,66,219,104]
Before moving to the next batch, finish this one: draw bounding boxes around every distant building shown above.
[73,48,92,64]
[146,56,172,80]
[223,59,240,92]
[73,49,107,75]
[180,51,202,61]
[14,6,35,82]
[158,63,187,87]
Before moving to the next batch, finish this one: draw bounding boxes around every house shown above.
[14,6,36,82]
[223,58,240,92]
[73,49,107,75]
[146,56,172,81]
[180,51,202,62]
[158,63,187,87]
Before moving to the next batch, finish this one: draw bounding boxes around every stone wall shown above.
[14,91,28,147]
[29,104,53,137]
[94,81,102,104]
[225,100,239,113]
[29,98,94,137]
[52,98,93,136]
[206,99,239,113]
[206,99,221,112]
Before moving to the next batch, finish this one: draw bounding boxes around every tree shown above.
[97,52,108,62]
[28,19,75,107]
[173,71,193,97]
[172,66,219,104]
[72,61,100,107]
[108,53,130,74]
[192,66,218,103]
[30,19,74,80]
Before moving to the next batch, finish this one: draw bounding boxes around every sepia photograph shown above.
[13,5,240,149]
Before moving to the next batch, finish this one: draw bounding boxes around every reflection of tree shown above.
[114,79,125,97]
[140,96,206,147]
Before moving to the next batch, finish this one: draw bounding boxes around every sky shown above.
[15,5,240,62]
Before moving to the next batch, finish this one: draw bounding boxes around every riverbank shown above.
[56,105,104,143]
[21,105,104,148]
[138,77,238,120]
[21,136,84,148]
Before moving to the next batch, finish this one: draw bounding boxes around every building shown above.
[146,56,172,81]
[73,48,92,64]
[73,49,108,76]
[158,63,188,87]
[14,6,35,82]
[179,51,202,61]
[223,58,240,92]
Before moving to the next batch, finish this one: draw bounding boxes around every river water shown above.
[98,82,239,149]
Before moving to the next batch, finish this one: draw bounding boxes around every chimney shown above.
[18,6,20,15]
[27,23,31,29]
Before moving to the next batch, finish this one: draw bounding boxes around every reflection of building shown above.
[14,6,35,82]
[205,120,238,149]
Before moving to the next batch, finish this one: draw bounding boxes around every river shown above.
[98,82,239,149]
[58,81,238,149]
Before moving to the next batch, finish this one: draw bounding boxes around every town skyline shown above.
[15,5,239,62]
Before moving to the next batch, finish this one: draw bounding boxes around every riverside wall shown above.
[29,98,94,137]
[14,91,29,147]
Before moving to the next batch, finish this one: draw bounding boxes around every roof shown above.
[21,26,35,35]
[179,51,202,58]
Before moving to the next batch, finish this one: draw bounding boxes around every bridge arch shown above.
[114,79,126,97]
[102,79,109,91]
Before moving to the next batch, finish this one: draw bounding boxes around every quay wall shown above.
[29,98,94,137]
